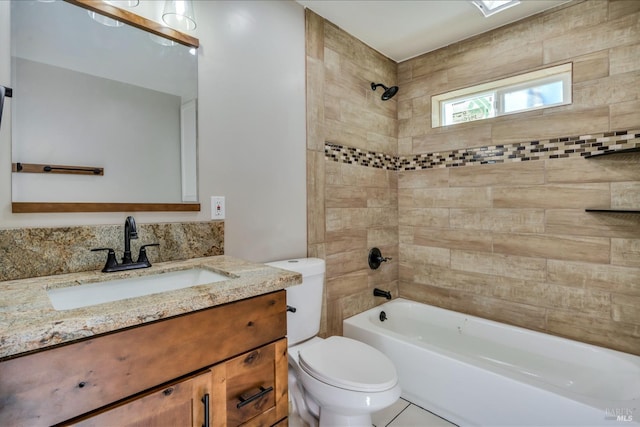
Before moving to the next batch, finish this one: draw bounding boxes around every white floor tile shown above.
[388,404,456,427]
[372,398,411,427]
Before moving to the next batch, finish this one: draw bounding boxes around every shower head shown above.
[371,82,399,100]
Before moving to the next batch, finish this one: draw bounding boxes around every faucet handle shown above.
[137,243,160,266]
[91,248,118,272]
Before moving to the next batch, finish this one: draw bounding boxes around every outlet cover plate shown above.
[211,196,225,220]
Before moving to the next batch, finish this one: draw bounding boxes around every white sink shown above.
[47,268,231,311]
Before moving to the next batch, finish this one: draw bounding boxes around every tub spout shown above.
[373,288,392,300]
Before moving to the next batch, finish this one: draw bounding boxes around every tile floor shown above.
[289,397,457,427]
[372,398,457,427]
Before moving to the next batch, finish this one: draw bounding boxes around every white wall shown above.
[0,1,307,263]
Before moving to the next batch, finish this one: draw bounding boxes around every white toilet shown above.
[266,258,401,427]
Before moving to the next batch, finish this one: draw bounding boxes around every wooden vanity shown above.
[0,291,288,426]
[0,256,300,427]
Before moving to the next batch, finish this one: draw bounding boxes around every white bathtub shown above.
[344,298,640,427]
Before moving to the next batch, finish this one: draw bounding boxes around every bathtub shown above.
[344,298,640,427]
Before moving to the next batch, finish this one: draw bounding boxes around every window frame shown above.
[432,63,573,128]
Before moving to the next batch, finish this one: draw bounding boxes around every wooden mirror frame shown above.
[11,0,200,214]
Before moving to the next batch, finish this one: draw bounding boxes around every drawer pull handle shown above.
[236,385,273,409]
[202,393,210,427]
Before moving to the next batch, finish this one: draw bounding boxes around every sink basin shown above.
[47,268,230,311]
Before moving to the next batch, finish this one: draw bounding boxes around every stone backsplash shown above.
[0,221,224,282]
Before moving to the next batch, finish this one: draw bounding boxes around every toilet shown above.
[266,258,401,427]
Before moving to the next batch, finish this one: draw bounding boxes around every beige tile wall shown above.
[398,0,640,355]
[306,10,398,337]
[307,1,640,354]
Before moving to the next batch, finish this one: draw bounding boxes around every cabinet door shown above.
[67,370,211,427]
[211,338,288,427]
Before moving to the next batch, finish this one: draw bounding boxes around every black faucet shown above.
[122,216,138,264]
[91,216,159,273]
[373,288,392,300]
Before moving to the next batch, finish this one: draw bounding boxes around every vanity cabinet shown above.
[0,291,288,427]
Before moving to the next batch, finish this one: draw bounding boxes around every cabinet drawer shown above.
[212,338,288,427]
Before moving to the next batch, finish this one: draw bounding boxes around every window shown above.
[432,63,572,128]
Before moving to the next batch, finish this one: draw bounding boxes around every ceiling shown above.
[295,0,571,62]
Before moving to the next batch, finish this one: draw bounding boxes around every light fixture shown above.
[106,0,140,7]
[87,11,123,27]
[87,1,139,27]
[471,0,520,17]
[162,0,197,32]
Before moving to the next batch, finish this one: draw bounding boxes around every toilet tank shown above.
[265,258,325,346]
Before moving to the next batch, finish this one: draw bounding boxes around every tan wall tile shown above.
[306,57,325,151]
[326,249,367,277]
[338,162,395,188]
[398,136,412,156]
[611,238,640,267]
[546,309,640,354]
[543,14,639,63]
[547,259,640,295]
[451,250,546,281]
[493,233,610,263]
[546,156,640,183]
[324,118,368,149]
[608,0,640,20]
[546,209,640,238]
[610,43,640,75]
[612,181,640,209]
[307,151,325,245]
[326,185,367,208]
[449,160,545,187]
[325,229,367,255]
[492,107,610,144]
[400,243,450,268]
[305,9,324,60]
[398,168,449,189]
[399,207,449,227]
[366,187,397,208]
[572,50,610,83]
[399,187,491,208]
[611,100,640,130]
[413,123,492,153]
[542,0,608,39]
[447,42,543,90]
[326,270,368,301]
[493,183,610,209]
[399,114,432,140]
[572,72,640,110]
[612,293,640,323]
[368,227,399,247]
[413,227,493,252]
[450,208,545,233]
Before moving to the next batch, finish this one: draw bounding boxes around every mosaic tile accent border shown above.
[325,129,640,171]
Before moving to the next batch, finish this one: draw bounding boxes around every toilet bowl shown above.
[291,336,401,427]
[266,258,401,427]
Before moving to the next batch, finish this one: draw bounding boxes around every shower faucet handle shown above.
[368,247,391,270]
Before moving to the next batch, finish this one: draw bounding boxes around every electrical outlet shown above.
[211,196,225,220]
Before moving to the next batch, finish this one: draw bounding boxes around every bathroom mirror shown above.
[10,0,200,213]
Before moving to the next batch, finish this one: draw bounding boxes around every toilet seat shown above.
[298,336,397,392]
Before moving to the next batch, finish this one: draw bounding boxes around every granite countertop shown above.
[0,255,301,360]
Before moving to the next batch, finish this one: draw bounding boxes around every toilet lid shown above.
[298,336,398,392]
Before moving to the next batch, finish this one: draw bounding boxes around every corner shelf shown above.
[585,209,640,214]
[583,146,640,158]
